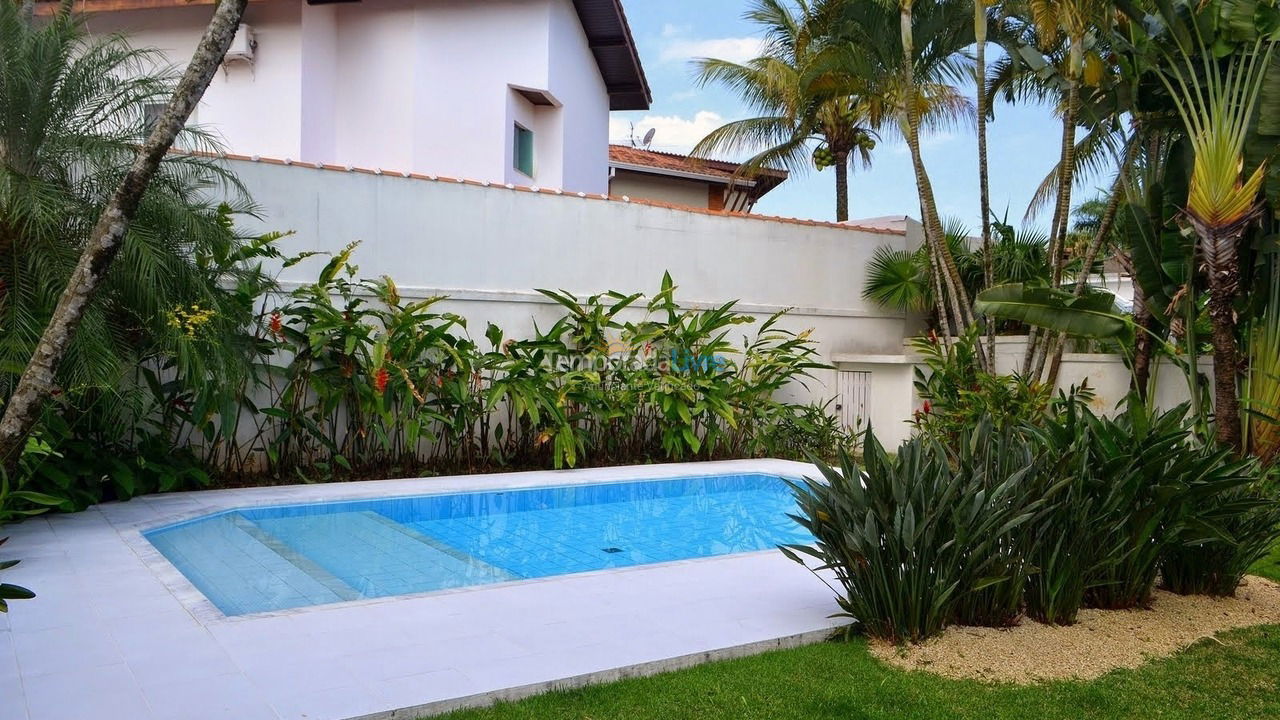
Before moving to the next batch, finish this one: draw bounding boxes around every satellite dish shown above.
[642,128,656,148]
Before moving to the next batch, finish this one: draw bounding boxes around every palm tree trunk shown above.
[1045,135,1139,387]
[0,0,251,472]
[899,0,986,368]
[1202,225,1246,451]
[1132,282,1156,401]
[1027,41,1082,380]
[835,152,849,222]
[975,1,995,363]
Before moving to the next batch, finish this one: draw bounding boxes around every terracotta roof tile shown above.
[608,145,787,182]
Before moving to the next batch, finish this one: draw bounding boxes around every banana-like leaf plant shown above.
[974,283,1133,343]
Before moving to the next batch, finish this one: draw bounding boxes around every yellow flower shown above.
[168,303,217,339]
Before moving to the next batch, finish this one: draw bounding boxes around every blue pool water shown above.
[145,473,810,616]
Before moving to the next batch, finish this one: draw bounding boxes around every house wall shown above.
[609,170,714,209]
[85,0,611,192]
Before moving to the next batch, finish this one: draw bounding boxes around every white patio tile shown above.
[268,683,382,720]
[366,669,478,711]
[23,663,154,720]
[13,624,122,678]
[0,673,28,720]
[3,460,844,720]
[141,672,277,720]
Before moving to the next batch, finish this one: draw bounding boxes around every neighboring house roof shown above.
[36,0,652,110]
[608,145,788,198]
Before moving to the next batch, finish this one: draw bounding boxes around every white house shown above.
[62,0,651,194]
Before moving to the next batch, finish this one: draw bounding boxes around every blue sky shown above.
[608,0,1104,230]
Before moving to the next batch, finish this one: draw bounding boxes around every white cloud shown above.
[659,36,766,64]
[660,23,689,39]
[609,111,728,154]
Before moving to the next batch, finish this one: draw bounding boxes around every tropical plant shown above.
[1,457,64,613]
[947,418,1054,628]
[1247,258,1280,463]
[0,0,257,473]
[910,328,1056,442]
[1022,393,1099,624]
[249,255,844,480]
[782,418,1043,642]
[974,283,1132,343]
[863,215,1052,321]
[1146,4,1278,451]
[1161,476,1280,596]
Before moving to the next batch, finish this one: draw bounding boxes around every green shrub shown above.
[1161,476,1280,596]
[948,421,1056,627]
[911,329,1060,440]
[782,419,1043,643]
[1071,399,1261,609]
[1022,397,1098,624]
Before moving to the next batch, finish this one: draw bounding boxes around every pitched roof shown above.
[35,0,653,111]
[608,145,788,197]
[571,0,651,111]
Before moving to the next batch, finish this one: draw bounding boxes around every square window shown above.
[513,123,534,177]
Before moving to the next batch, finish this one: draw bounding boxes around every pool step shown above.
[250,510,518,599]
[146,512,361,615]
[228,513,363,602]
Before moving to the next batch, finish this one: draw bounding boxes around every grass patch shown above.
[434,552,1280,720]
[1253,545,1280,583]
[437,627,1280,720]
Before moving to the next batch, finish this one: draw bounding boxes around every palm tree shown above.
[690,0,876,222]
[1155,15,1276,451]
[974,0,998,362]
[0,1,264,468]
[989,0,1121,379]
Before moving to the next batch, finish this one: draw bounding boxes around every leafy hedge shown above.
[6,246,853,513]
[784,397,1280,643]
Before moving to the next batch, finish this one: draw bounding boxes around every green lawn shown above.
[435,555,1280,720]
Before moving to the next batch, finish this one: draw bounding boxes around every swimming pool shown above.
[144,472,810,616]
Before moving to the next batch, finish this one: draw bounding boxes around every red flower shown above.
[922,401,932,414]
[373,368,389,394]
[268,311,283,337]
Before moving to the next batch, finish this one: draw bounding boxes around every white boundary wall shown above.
[835,337,1206,447]
[224,156,1190,451]
[226,155,919,409]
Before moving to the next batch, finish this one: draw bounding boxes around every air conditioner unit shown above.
[224,25,256,64]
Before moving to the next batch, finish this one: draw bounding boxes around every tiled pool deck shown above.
[0,460,845,720]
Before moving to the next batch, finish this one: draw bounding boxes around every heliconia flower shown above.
[373,367,389,394]
[268,311,283,337]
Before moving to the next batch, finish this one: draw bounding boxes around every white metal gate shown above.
[836,370,872,431]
